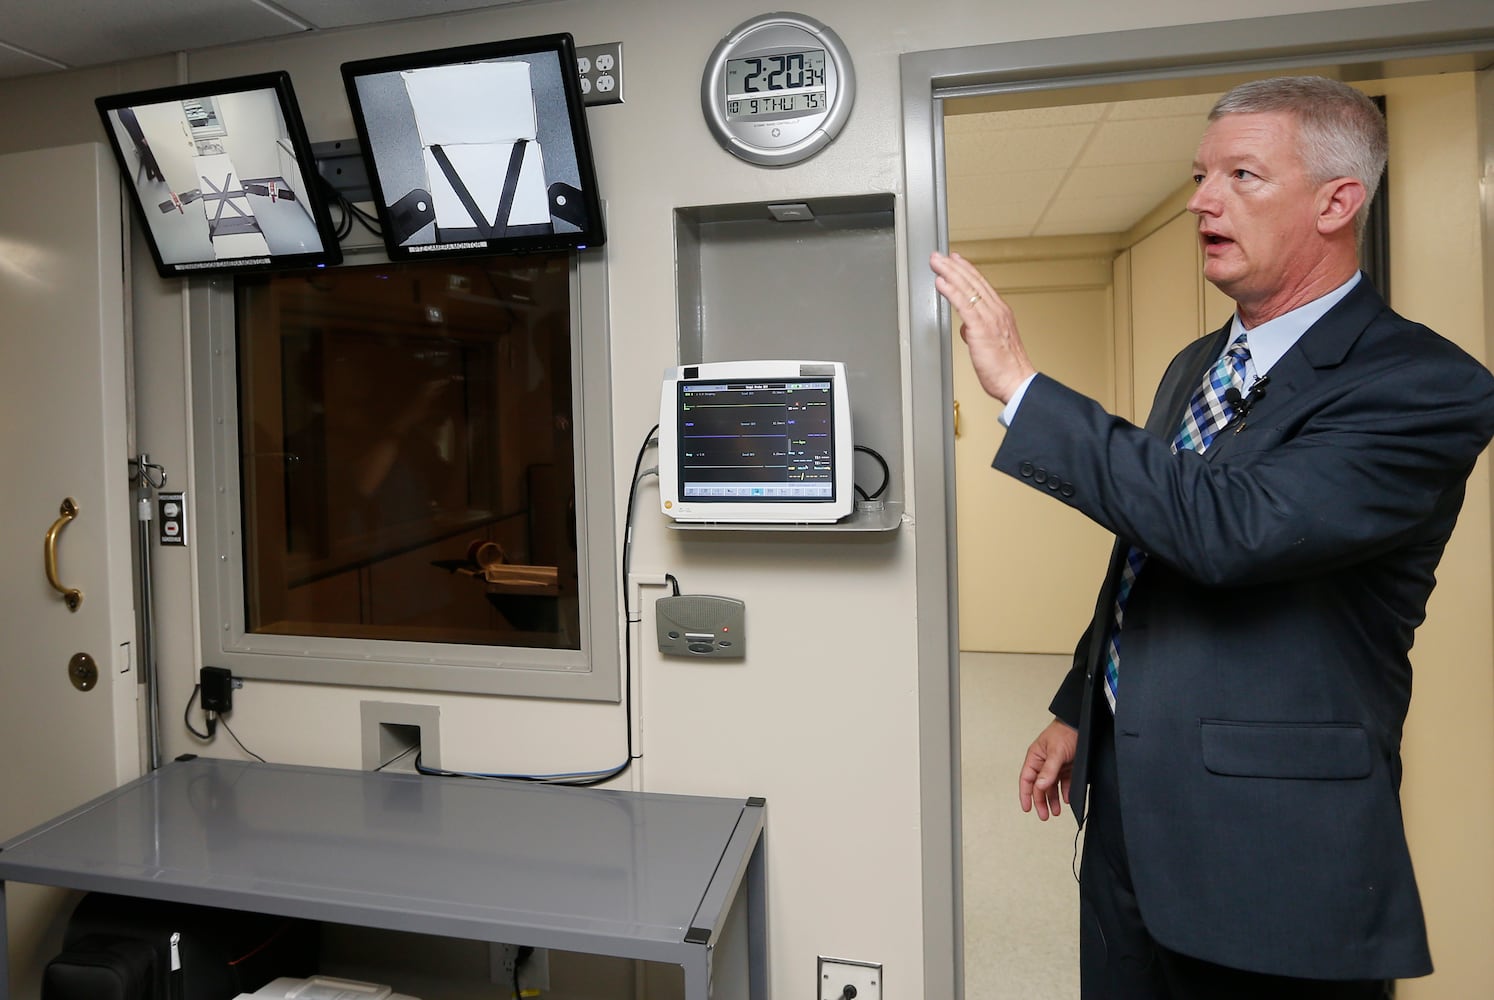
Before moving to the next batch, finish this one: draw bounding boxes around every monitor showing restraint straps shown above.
[341,33,606,263]
[96,72,343,278]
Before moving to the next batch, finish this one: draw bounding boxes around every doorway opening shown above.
[900,10,1494,999]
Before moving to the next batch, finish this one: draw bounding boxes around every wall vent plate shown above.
[656,595,745,658]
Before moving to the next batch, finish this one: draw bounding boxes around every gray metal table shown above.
[0,757,767,999]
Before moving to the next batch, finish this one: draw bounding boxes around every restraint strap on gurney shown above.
[199,172,264,239]
[428,140,529,239]
[158,180,296,215]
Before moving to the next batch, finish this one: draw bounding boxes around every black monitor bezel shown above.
[340,32,606,263]
[95,71,343,279]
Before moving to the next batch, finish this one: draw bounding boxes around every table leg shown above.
[748,836,769,1000]
[0,880,10,1000]
[684,948,711,1000]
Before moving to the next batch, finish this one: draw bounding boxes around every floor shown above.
[960,650,1082,999]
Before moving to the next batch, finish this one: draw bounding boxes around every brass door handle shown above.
[44,497,82,612]
[953,400,961,438]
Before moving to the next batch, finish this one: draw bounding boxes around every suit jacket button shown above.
[1020,462,1035,478]
[1047,478,1062,491]
[1060,483,1075,498]
[1033,468,1049,484]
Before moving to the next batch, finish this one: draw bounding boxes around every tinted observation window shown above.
[234,256,579,650]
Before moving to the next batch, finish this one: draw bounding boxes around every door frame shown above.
[899,3,1494,997]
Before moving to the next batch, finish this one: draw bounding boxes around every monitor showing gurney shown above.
[341,33,606,261]
[96,72,342,278]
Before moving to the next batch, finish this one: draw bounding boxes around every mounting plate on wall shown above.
[700,12,855,166]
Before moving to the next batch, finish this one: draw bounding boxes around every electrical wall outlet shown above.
[491,943,550,995]
[575,42,624,106]
[818,956,882,1000]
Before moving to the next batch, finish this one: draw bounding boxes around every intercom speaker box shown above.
[656,595,746,658]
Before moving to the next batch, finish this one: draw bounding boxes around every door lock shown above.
[68,652,99,692]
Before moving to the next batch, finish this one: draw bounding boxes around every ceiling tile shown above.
[1058,163,1190,204]
[948,170,1061,213]
[948,170,1060,240]
[276,0,529,30]
[1078,115,1207,167]
[945,123,1096,175]
[1106,92,1219,120]
[1038,195,1155,236]
[0,1,307,68]
[945,101,1108,133]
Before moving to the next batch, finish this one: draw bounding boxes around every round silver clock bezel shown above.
[700,12,855,167]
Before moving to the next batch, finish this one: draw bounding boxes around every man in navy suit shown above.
[931,76,1494,998]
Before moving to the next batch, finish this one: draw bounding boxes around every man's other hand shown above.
[1019,718,1078,821]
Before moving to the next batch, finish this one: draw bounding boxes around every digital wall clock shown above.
[701,12,855,166]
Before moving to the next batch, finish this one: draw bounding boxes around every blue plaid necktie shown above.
[1102,337,1251,712]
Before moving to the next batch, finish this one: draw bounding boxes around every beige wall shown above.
[952,247,1117,654]
[0,3,1488,999]
[1377,71,1494,1000]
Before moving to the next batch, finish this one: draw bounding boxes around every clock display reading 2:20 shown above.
[725,49,827,120]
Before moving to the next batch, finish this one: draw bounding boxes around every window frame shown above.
[189,246,620,700]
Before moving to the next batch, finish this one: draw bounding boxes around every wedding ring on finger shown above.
[968,293,982,306]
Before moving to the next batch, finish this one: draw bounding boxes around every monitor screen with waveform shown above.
[659,360,852,524]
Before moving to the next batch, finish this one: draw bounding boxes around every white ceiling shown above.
[2,0,1216,242]
[0,0,539,79]
[945,91,1221,243]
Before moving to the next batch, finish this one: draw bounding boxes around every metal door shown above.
[0,142,140,998]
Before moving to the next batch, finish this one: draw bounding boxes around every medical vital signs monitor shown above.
[659,360,853,525]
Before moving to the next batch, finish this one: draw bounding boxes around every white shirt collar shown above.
[1228,271,1362,379]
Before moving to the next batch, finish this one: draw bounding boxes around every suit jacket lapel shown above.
[1204,274,1386,461]
[1151,324,1233,441]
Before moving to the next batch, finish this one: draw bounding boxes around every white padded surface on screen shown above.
[401,61,538,145]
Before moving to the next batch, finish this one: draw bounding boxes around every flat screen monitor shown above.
[659,360,853,525]
[96,72,342,278]
[341,33,606,261]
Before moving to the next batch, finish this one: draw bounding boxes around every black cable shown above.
[332,199,352,240]
[541,424,660,786]
[854,444,891,501]
[664,573,681,596]
[186,681,264,762]
[183,683,213,741]
[410,424,661,789]
[343,198,382,236]
[412,751,624,786]
[318,175,353,240]
[374,743,419,772]
[316,174,381,240]
[619,425,659,756]
[512,945,533,999]
[1072,816,1086,885]
[218,717,267,763]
